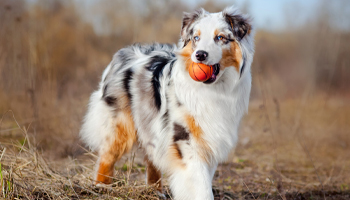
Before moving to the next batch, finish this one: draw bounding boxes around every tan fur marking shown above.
[197,29,201,36]
[185,115,213,164]
[214,29,219,37]
[168,144,186,169]
[115,108,137,153]
[220,41,242,72]
[247,28,251,35]
[96,161,114,184]
[185,115,202,139]
[228,17,234,30]
[179,41,194,71]
[95,108,137,184]
[145,155,163,192]
[214,30,226,39]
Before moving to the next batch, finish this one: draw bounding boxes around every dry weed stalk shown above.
[0,112,161,199]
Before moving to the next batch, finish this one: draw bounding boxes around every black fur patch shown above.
[162,110,169,129]
[173,123,189,142]
[104,96,116,106]
[168,60,176,77]
[162,91,171,129]
[223,12,251,40]
[240,54,246,77]
[123,69,133,100]
[146,55,172,110]
[102,84,117,106]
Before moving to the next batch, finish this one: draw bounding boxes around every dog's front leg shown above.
[169,160,216,200]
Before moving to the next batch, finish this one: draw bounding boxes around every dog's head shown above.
[179,6,253,84]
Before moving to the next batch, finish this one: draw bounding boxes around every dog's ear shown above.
[223,6,252,40]
[181,8,205,47]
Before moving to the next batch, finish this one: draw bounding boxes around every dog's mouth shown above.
[204,64,220,84]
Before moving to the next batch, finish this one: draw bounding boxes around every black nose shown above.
[195,50,208,61]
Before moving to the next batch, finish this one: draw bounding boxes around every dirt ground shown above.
[0,96,349,199]
[1,0,350,199]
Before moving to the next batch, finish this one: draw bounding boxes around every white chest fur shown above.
[172,62,251,163]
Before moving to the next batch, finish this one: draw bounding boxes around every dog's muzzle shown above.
[204,64,220,84]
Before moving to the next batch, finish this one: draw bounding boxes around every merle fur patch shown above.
[223,11,251,40]
[173,123,189,142]
[123,69,134,100]
[146,55,172,110]
[111,48,134,77]
[181,8,205,47]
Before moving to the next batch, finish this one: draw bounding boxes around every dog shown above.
[80,6,254,200]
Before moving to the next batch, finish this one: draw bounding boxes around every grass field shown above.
[1,0,350,199]
[1,96,349,199]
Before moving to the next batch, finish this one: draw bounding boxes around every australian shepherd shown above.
[80,6,254,200]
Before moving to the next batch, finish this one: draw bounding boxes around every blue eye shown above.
[194,36,200,41]
[216,36,224,40]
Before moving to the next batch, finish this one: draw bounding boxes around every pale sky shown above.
[182,0,320,31]
[33,0,347,33]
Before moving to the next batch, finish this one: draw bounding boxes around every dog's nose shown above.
[195,50,208,62]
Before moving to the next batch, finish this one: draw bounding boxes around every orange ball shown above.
[189,62,214,82]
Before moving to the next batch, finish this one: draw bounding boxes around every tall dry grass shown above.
[0,112,163,199]
[0,0,349,199]
[0,0,188,157]
[1,0,349,155]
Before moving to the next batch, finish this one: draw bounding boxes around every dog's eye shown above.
[216,36,224,41]
[194,36,200,41]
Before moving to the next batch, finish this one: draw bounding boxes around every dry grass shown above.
[1,0,350,199]
[0,112,164,199]
[1,96,349,199]
[213,97,350,199]
[1,0,349,156]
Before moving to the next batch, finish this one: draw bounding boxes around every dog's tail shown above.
[80,85,116,152]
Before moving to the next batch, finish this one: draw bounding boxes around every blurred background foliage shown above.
[0,0,349,158]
